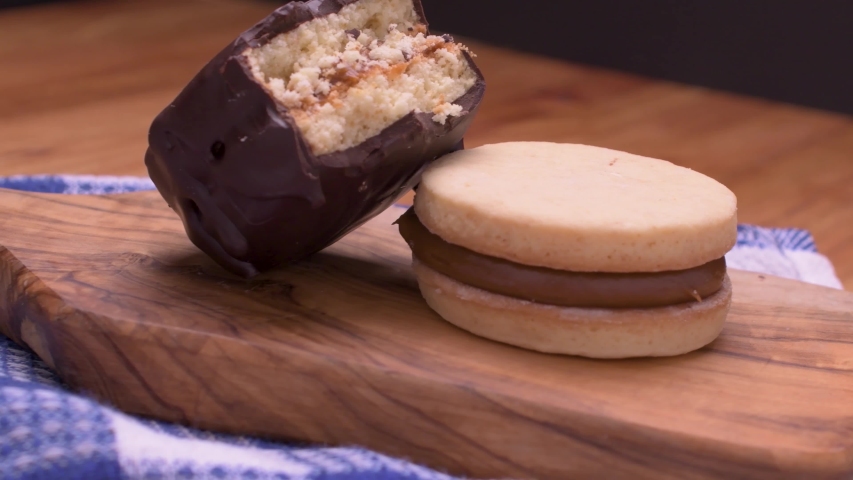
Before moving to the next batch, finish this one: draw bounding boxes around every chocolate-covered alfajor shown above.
[145,0,485,277]
[398,142,739,359]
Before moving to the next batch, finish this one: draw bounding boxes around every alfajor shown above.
[397,142,738,359]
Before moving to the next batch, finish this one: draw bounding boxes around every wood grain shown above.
[0,188,851,479]
[1,0,851,289]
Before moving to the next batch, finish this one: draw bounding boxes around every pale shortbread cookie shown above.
[414,260,731,359]
[414,142,738,273]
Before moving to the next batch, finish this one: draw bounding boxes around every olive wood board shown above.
[0,188,851,480]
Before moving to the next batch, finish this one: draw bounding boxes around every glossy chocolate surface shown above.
[145,0,485,277]
[397,208,726,308]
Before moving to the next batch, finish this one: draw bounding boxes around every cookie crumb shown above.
[432,102,464,124]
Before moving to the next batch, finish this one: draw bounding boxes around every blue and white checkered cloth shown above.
[0,175,844,480]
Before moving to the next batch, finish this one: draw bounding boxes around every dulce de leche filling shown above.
[397,208,727,308]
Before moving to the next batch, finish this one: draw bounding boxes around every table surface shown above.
[2,0,851,290]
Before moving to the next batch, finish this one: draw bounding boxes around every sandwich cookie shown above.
[397,142,738,358]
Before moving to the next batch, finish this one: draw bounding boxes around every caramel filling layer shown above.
[397,208,726,308]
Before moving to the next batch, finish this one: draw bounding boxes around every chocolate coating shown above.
[397,208,727,308]
[144,0,485,277]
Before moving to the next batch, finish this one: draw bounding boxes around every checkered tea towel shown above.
[0,175,844,480]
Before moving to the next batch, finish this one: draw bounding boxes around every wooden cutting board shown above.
[0,188,851,479]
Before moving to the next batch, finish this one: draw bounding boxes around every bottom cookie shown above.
[413,259,731,359]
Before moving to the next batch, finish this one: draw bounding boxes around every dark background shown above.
[5,0,852,115]
[422,0,853,116]
[0,0,53,7]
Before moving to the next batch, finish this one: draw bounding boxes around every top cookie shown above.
[413,142,738,273]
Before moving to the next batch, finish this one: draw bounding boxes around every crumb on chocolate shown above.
[432,102,464,124]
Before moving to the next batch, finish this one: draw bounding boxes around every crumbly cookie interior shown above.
[246,0,478,155]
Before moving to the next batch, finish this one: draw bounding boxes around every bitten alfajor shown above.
[145,0,485,277]
[397,142,738,358]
